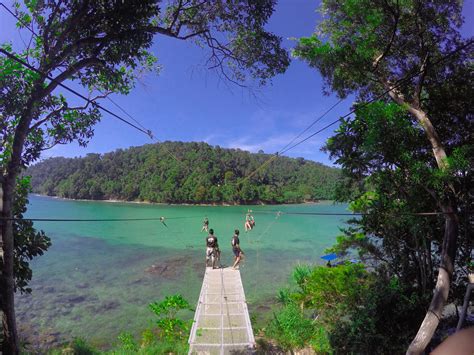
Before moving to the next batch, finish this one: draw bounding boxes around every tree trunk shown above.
[1,178,19,354]
[407,204,458,354]
[384,88,459,354]
[0,87,43,354]
[403,108,459,355]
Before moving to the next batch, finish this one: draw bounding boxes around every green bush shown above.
[329,277,426,354]
[148,294,193,342]
[117,332,138,352]
[265,263,428,353]
[69,338,99,355]
[265,303,319,351]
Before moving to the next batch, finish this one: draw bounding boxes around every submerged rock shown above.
[68,295,87,304]
[144,255,191,278]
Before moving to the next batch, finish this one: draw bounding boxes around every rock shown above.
[144,263,178,278]
[68,295,87,303]
[44,286,56,293]
[129,278,144,285]
[102,300,120,312]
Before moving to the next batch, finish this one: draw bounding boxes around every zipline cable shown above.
[0,2,38,37]
[0,216,203,222]
[0,3,185,165]
[0,209,457,222]
[279,40,473,155]
[0,47,153,138]
[240,40,473,181]
[278,97,345,153]
[251,210,455,216]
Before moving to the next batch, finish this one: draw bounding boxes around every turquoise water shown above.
[17,195,350,347]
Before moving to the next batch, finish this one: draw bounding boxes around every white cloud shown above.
[226,133,324,155]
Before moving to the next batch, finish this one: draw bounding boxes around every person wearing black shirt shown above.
[231,229,243,269]
[206,229,219,268]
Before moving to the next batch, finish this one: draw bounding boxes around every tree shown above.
[0,1,290,352]
[294,1,472,352]
[324,102,471,351]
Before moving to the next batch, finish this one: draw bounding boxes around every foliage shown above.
[321,101,472,349]
[65,338,99,355]
[267,264,429,353]
[294,0,471,102]
[148,294,193,342]
[324,100,472,302]
[116,332,138,352]
[26,142,342,204]
[12,176,51,293]
[328,275,428,354]
[294,0,472,350]
[265,303,321,351]
[105,294,192,354]
[47,295,193,354]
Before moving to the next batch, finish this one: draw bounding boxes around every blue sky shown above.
[1,0,473,166]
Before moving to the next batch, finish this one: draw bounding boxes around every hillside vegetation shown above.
[27,142,341,204]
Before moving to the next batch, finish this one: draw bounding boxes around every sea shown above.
[16,194,351,348]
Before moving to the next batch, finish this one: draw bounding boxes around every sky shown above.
[1,0,473,166]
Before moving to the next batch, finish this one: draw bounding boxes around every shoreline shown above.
[31,193,333,206]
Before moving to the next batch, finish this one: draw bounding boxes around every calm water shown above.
[17,195,350,347]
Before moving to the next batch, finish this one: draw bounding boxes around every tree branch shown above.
[42,57,105,96]
[28,105,65,133]
[413,53,429,108]
[372,5,399,72]
[28,91,110,134]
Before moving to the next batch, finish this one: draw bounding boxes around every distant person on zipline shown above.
[159,216,168,228]
[201,217,209,232]
[244,210,255,232]
[206,229,220,268]
[231,229,244,270]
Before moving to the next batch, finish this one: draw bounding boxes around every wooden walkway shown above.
[188,267,256,354]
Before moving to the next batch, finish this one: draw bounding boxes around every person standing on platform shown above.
[206,229,220,268]
[231,229,243,269]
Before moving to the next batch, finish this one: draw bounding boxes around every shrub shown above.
[265,303,319,351]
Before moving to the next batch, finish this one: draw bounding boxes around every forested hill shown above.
[27,142,341,204]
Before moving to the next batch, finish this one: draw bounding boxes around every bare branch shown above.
[169,0,184,33]
[43,0,64,55]
[413,53,430,109]
[372,6,399,72]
